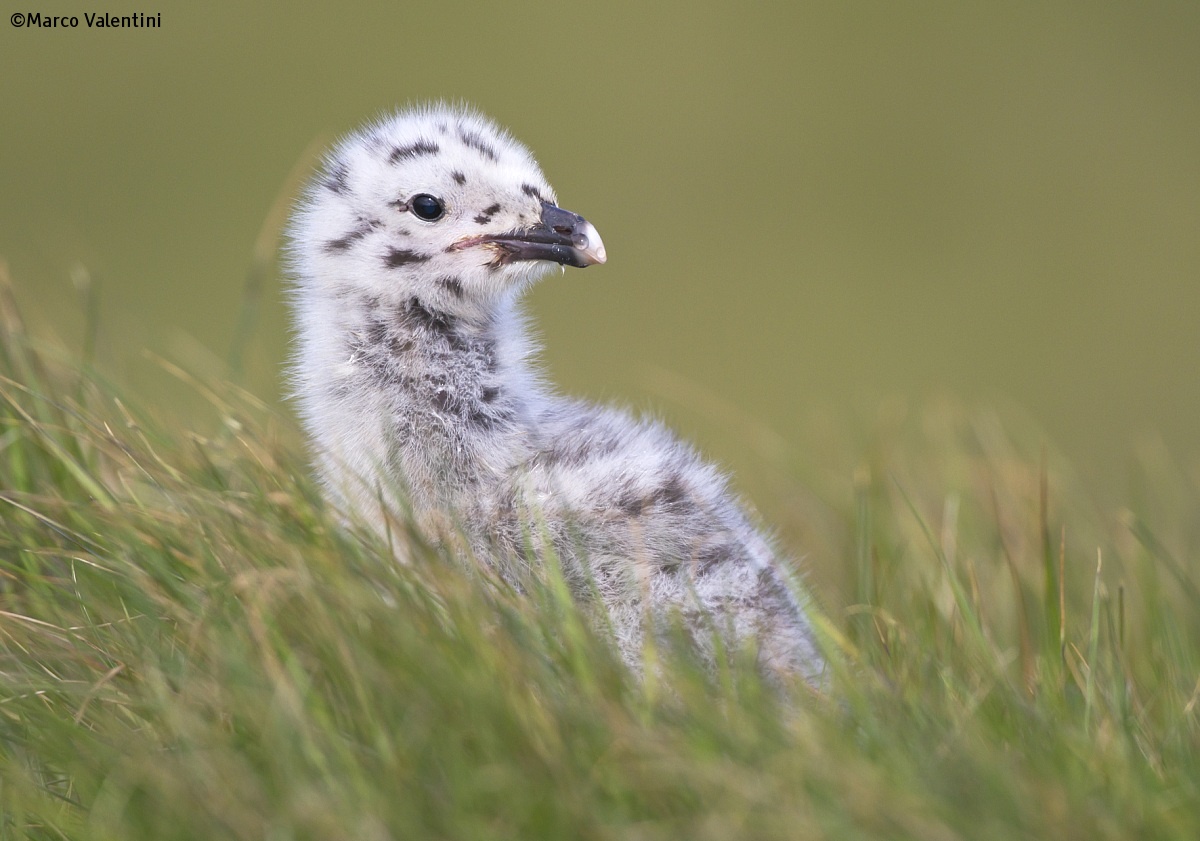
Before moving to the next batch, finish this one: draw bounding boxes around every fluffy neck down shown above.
[292,285,545,534]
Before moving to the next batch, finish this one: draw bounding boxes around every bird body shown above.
[288,104,823,684]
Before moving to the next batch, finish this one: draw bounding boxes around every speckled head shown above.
[289,103,605,320]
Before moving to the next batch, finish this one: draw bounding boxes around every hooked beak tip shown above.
[574,220,607,266]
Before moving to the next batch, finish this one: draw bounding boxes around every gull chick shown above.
[288,104,823,684]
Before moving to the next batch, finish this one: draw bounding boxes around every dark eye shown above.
[409,193,445,221]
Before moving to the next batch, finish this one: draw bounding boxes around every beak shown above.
[455,201,607,268]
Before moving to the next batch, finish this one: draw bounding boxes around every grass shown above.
[1,263,1198,840]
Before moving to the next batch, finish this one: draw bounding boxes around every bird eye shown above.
[409,194,445,221]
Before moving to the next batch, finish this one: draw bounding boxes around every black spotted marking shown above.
[445,330,469,353]
[451,170,466,185]
[458,128,499,162]
[323,163,350,195]
[468,402,515,430]
[324,217,381,253]
[384,248,431,269]
[617,475,687,517]
[481,386,500,403]
[521,183,544,201]
[473,202,502,224]
[756,565,787,595]
[400,296,456,335]
[388,141,439,164]
[432,389,453,413]
[467,408,491,429]
[696,542,733,575]
[388,198,409,212]
[437,122,449,135]
[618,490,647,517]
[438,276,465,299]
[653,476,688,507]
[388,334,414,355]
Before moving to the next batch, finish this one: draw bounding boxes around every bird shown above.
[286,103,824,685]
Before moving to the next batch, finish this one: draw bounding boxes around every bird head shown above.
[289,104,605,321]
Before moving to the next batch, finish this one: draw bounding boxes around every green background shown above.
[3,1,1198,506]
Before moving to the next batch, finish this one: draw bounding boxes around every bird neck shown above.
[296,289,542,524]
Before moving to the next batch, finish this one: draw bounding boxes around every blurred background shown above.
[3,1,1198,516]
